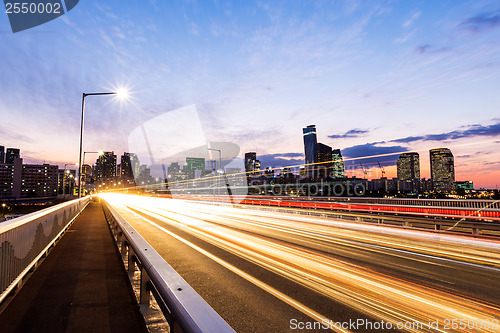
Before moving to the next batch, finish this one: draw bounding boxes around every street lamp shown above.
[78,92,127,198]
[208,148,221,196]
[83,151,103,166]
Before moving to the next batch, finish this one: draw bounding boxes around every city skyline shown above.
[1,1,499,188]
[1,139,482,194]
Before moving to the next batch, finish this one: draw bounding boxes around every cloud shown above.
[402,11,421,28]
[391,121,500,143]
[415,44,450,54]
[391,136,425,143]
[460,11,500,33]
[0,126,35,144]
[256,152,304,169]
[328,128,369,139]
[416,44,431,54]
[342,143,409,167]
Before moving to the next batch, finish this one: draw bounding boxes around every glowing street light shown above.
[83,151,104,167]
[78,91,128,198]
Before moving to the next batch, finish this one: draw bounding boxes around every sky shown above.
[0,0,499,188]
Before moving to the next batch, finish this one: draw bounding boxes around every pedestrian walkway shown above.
[0,201,148,332]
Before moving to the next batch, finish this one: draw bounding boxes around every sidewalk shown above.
[0,201,147,332]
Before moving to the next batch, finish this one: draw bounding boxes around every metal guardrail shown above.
[201,200,500,236]
[101,199,235,333]
[0,197,90,304]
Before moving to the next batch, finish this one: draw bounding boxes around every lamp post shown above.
[208,148,221,196]
[78,91,127,198]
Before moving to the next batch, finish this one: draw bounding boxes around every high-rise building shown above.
[244,152,257,173]
[0,162,14,197]
[95,151,117,181]
[332,149,345,178]
[0,157,58,198]
[5,148,20,164]
[397,152,420,180]
[58,169,76,195]
[167,162,188,183]
[136,164,155,186]
[430,148,455,192]
[315,142,332,178]
[120,152,138,186]
[129,153,140,179]
[303,125,317,176]
[254,160,261,173]
[0,146,4,164]
[120,153,134,179]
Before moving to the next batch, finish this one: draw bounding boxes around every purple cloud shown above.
[342,143,409,167]
[328,128,369,139]
[460,11,500,33]
[256,152,304,169]
[391,121,500,143]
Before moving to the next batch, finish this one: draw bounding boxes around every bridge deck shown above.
[0,201,147,332]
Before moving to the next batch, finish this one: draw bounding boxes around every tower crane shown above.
[359,163,368,178]
[377,161,386,178]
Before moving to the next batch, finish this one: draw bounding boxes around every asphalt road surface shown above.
[102,193,500,333]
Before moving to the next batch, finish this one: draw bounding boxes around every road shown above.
[101,193,500,333]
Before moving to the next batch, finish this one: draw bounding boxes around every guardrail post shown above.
[140,267,151,305]
[435,224,441,231]
[128,248,135,272]
[119,240,127,257]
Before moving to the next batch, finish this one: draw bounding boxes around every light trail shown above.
[101,193,500,332]
[109,201,348,333]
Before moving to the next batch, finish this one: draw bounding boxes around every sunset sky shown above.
[0,1,499,188]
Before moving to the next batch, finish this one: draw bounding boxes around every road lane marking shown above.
[119,204,351,333]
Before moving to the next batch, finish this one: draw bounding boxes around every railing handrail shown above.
[0,198,84,233]
[1,197,90,305]
[102,200,236,333]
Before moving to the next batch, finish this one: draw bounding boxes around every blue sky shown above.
[1,0,499,187]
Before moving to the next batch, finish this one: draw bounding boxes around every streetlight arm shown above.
[83,92,118,97]
[78,93,86,198]
[78,92,119,198]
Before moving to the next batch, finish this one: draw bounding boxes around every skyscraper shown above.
[315,142,332,178]
[244,152,257,174]
[397,152,420,180]
[120,152,134,179]
[331,149,345,178]
[5,148,20,164]
[0,146,4,164]
[430,148,455,192]
[303,125,317,176]
[95,151,117,181]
